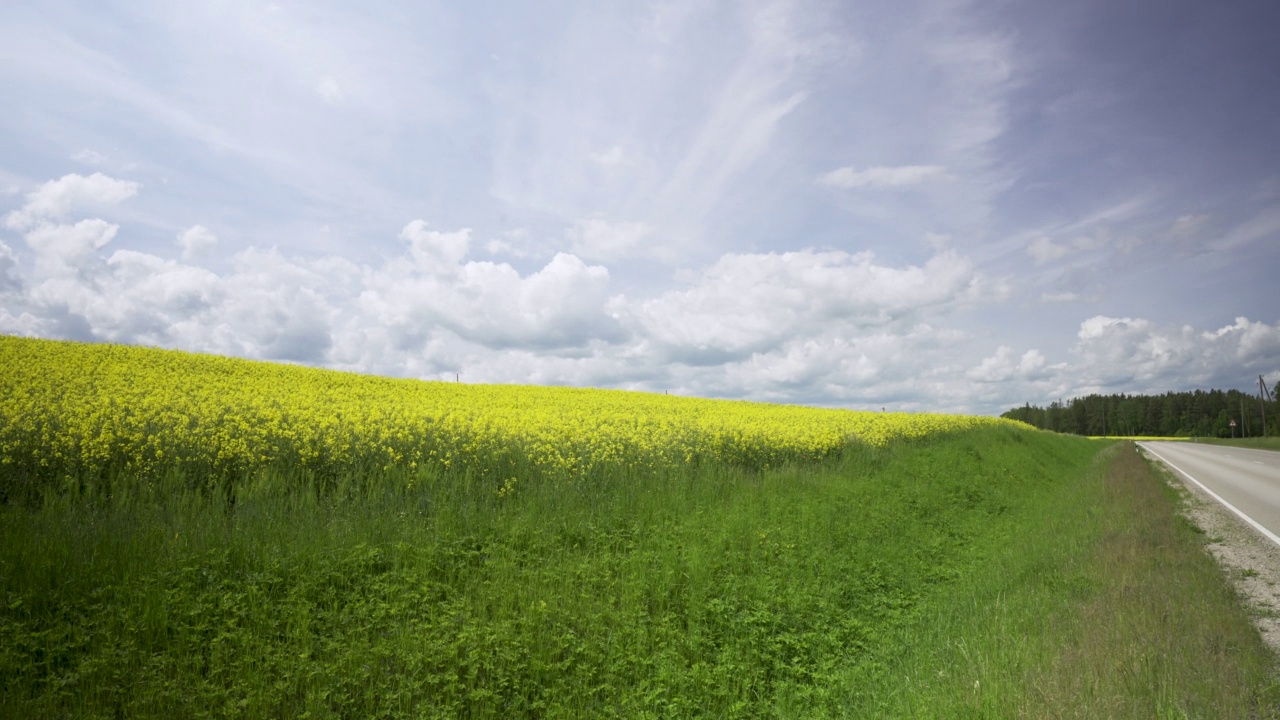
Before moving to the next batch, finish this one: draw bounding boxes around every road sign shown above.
[1230,419,1238,427]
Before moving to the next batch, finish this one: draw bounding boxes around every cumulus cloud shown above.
[684,320,983,411]
[968,346,1046,382]
[177,225,218,260]
[0,172,1001,408]
[24,219,120,274]
[4,172,1272,417]
[0,178,628,368]
[363,233,622,353]
[817,164,947,189]
[3,173,138,230]
[0,239,21,294]
[217,248,339,362]
[91,250,225,346]
[981,315,1280,410]
[1066,315,1189,389]
[1207,317,1280,365]
[399,220,471,275]
[625,249,979,363]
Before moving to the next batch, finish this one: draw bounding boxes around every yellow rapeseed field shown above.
[0,335,1025,486]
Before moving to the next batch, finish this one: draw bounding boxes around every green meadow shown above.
[4,429,1278,717]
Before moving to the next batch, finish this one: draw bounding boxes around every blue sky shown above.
[2,0,1278,414]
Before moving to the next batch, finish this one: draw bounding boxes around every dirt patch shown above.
[1140,445,1280,655]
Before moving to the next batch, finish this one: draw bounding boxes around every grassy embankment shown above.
[2,340,1278,717]
[5,434,1278,717]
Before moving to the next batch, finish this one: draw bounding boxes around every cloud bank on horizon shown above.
[2,0,1278,415]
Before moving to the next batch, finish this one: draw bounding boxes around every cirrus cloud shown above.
[817,164,947,189]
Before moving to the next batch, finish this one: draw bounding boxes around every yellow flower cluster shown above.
[0,336,1025,485]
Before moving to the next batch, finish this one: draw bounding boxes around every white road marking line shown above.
[1141,444,1280,551]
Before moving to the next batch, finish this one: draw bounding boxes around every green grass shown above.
[1194,436,1280,451]
[846,441,1280,717]
[2,429,1278,717]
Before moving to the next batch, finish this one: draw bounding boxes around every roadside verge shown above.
[1141,443,1280,657]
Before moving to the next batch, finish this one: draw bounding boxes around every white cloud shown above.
[1208,317,1280,362]
[71,149,108,165]
[1159,213,1209,255]
[177,225,218,260]
[399,220,471,275]
[958,316,1280,414]
[0,176,996,409]
[0,239,21,294]
[968,346,1046,382]
[215,248,340,362]
[2,164,1273,418]
[1018,348,1047,374]
[1213,205,1280,253]
[0,189,628,367]
[1065,315,1280,392]
[1026,234,1070,265]
[567,218,654,261]
[94,250,225,345]
[24,219,120,274]
[4,173,139,230]
[1170,214,1208,237]
[484,239,514,255]
[817,165,947,189]
[315,76,343,104]
[1068,234,1104,251]
[924,21,1015,158]
[361,248,621,353]
[486,0,827,263]
[588,145,629,168]
[924,232,951,250]
[483,229,534,258]
[650,2,815,226]
[625,249,979,362]
[1077,314,1143,341]
[691,321,977,409]
[1040,291,1078,303]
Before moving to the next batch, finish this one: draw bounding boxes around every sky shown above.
[2,0,1278,416]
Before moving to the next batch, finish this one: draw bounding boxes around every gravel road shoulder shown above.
[1140,445,1280,656]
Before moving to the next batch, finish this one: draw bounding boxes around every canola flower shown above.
[0,336,1027,490]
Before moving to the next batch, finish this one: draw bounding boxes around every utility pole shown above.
[1242,397,1249,438]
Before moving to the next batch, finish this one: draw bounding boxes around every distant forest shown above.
[1001,387,1277,438]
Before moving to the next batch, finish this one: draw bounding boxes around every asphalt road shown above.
[1139,441,1280,547]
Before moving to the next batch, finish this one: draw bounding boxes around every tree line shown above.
[1001,387,1277,438]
